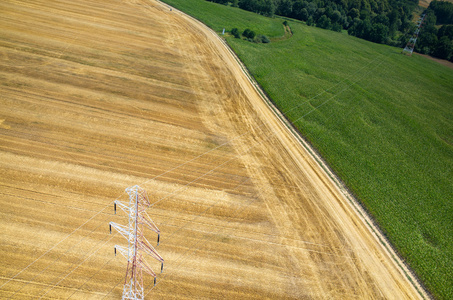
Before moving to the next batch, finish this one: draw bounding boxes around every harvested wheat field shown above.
[0,0,428,299]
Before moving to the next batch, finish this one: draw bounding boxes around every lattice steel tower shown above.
[402,13,425,55]
[110,185,164,300]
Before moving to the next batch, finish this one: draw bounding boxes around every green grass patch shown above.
[160,0,284,37]
[161,0,453,299]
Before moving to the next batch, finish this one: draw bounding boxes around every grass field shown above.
[161,0,453,299]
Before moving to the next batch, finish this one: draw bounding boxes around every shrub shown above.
[260,35,270,43]
[231,27,240,38]
[242,28,256,40]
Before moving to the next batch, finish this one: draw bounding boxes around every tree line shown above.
[207,0,419,46]
[207,0,452,60]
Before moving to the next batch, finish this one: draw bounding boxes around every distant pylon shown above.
[110,185,164,300]
[403,13,425,55]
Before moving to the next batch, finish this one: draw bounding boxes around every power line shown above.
[2,1,391,296]
[65,256,116,299]
[37,234,117,299]
[2,54,386,296]
[6,213,116,299]
[0,191,122,291]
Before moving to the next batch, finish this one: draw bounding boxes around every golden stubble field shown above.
[0,0,427,299]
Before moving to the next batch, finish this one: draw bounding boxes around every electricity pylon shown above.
[110,185,164,300]
[403,13,425,55]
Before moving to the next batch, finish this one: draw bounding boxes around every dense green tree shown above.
[290,0,304,19]
[348,17,373,39]
[400,17,414,33]
[346,15,353,27]
[416,32,438,54]
[317,15,332,29]
[348,17,361,35]
[425,24,439,37]
[429,0,453,24]
[276,0,293,16]
[388,9,399,26]
[315,7,326,21]
[360,9,370,20]
[300,8,309,21]
[331,10,342,23]
[348,8,360,19]
[207,0,228,4]
[331,22,343,32]
[262,0,277,16]
[238,0,255,12]
[432,36,453,59]
[388,10,400,36]
[348,0,361,11]
[438,25,453,40]
[370,23,389,43]
[425,9,438,26]
[374,14,389,26]
[306,1,318,15]
[239,0,276,16]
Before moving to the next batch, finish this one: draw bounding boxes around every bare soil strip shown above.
[416,53,453,69]
[0,0,427,299]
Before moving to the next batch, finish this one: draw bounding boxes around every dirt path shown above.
[416,53,453,69]
[0,0,427,299]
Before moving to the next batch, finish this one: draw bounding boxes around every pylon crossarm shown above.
[114,245,130,260]
[138,189,151,207]
[125,185,140,196]
[126,185,150,206]
[139,239,164,262]
[110,222,133,241]
[138,257,157,277]
[140,211,160,234]
[114,200,131,215]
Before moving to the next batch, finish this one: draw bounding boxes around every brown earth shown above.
[419,0,431,8]
[419,0,453,8]
[0,0,428,299]
[416,53,453,69]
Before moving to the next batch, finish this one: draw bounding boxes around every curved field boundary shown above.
[155,1,431,298]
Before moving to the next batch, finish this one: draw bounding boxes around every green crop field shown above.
[161,0,453,299]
